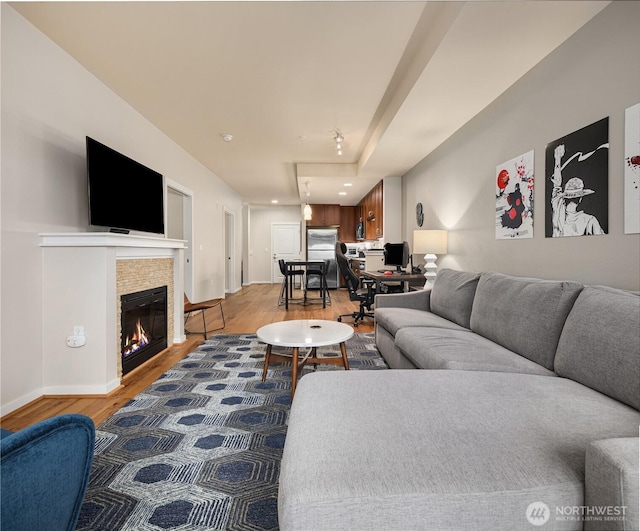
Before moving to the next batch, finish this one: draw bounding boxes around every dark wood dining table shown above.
[284,261,328,310]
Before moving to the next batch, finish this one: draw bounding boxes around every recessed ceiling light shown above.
[344,183,352,187]
[222,134,233,142]
[271,199,278,204]
[338,192,347,196]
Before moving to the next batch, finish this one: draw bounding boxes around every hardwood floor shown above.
[0,284,372,431]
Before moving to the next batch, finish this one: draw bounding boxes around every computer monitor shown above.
[383,242,410,272]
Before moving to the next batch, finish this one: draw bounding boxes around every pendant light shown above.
[303,181,312,220]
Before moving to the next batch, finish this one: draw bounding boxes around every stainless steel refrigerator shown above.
[306,228,339,289]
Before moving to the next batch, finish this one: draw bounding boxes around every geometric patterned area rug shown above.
[76,332,387,531]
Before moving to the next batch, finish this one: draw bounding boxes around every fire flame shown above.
[123,319,151,356]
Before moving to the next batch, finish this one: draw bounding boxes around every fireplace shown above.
[121,286,168,375]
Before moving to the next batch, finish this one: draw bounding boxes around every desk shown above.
[284,261,328,310]
[360,271,425,294]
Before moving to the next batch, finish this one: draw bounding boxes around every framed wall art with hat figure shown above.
[545,117,609,237]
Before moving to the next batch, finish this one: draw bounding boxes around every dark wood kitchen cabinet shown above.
[359,180,383,239]
[339,206,357,242]
[306,204,340,226]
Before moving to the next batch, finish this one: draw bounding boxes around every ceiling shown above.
[11,1,609,207]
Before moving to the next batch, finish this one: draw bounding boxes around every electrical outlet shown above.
[73,326,84,336]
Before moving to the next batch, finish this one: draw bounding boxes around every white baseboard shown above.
[225,286,243,294]
[1,378,123,418]
[0,388,43,418]
[42,378,121,397]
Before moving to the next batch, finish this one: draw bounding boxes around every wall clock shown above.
[416,203,424,227]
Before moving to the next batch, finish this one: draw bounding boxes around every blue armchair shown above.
[1,414,95,531]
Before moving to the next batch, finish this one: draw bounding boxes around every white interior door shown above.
[271,222,301,283]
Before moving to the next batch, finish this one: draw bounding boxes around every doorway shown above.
[271,222,302,284]
[166,181,194,298]
[224,210,236,293]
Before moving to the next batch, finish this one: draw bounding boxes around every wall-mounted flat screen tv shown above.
[87,136,165,235]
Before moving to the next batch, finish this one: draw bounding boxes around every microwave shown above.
[345,245,359,257]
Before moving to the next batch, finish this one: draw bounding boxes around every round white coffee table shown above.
[256,319,354,398]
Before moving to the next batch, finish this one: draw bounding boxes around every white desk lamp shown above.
[413,230,448,289]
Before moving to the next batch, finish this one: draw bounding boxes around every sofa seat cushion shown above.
[279,371,640,531]
[470,272,583,370]
[375,324,418,369]
[394,327,555,376]
[374,307,468,337]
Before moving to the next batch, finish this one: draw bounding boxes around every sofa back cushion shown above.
[470,272,583,370]
[554,286,640,410]
[430,269,481,329]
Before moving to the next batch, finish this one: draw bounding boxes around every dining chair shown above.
[278,259,305,305]
[184,293,225,339]
[305,259,331,305]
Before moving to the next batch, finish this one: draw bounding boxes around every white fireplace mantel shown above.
[39,232,186,396]
[40,231,186,255]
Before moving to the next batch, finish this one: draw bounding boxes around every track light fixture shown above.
[334,131,344,156]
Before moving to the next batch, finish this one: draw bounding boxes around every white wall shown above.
[403,2,640,291]
[0,5,243,414]
[382,176,402,243]
[246,205,303,284]
[42,247,117,395]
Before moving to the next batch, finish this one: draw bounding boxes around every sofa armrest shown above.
[585,437,639,531]
[374,289,431,311]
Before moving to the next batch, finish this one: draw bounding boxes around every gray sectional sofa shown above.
[279,269,640,531]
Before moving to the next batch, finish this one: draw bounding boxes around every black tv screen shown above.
[87,136,165,234]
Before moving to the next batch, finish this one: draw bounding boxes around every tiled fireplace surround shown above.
[40,233,186,396]
[117,258,174,376]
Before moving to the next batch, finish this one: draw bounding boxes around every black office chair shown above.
[335,242,375,327]
[278,259,305,305]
